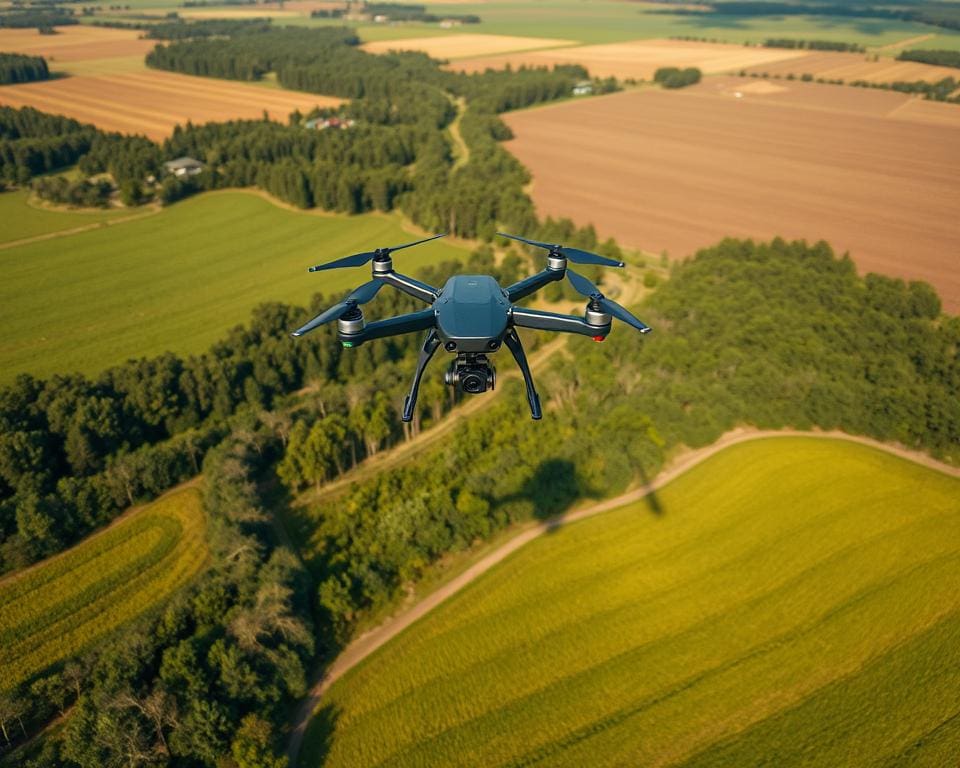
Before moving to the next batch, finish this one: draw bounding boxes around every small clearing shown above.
[361,33,575,60]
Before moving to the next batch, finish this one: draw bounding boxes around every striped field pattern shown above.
[0,486,207,692]
[304,437,960,767]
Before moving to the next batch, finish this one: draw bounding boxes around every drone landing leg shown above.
[402,330,441,423]
[503,329,542,420]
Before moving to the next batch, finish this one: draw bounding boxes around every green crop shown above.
[0,486,207,692]
[304,437,960,767]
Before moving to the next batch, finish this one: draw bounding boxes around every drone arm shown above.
[510,307,611,339]
[401,330,441,422]
[340,307,436,346]
[377,271,439,304]
[503,329,542,420]
[505,269,564,303]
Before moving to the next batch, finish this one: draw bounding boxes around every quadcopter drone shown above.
[291,232,651,421]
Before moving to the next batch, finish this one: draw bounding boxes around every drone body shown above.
[291,232,651,421]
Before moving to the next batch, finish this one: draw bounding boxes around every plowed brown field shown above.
[0,27,343,140]
[502,78,960,313]
[451,39,810,81]
[743,51,960,84]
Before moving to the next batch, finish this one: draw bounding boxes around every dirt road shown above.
[285,428,958,765]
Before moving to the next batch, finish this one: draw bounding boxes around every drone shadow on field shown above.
[497,458,586,531]
[638,464,665,518]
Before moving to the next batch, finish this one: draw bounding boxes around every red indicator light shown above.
[592,335,605,342]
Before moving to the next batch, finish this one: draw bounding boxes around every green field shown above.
[0,190,466,383]
[302,437,960,767]
[383,1,960,48]
[0,190,133,246]
[0,486,207,692]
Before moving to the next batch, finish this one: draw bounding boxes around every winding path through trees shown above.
[285,428,959,765]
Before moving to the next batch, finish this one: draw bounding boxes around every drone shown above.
[291,232,651,421]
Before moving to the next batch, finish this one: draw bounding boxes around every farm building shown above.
[163,157,204,177]
[573,81,594,96]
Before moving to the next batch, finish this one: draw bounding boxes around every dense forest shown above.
[0,53,49,85]
[0,7,78,29]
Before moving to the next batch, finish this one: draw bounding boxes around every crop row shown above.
[0,487,207,692]
[310,439,960,767]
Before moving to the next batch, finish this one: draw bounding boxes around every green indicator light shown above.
[342,341,354,348]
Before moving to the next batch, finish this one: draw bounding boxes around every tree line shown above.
[898,48,960,69]
[0,53,49,85]
[763,38,864,52]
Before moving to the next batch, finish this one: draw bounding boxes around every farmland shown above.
[450,37,960,82]
[501,80,960,312]
[0,189,134,245]
[0,485,206,693]
[365,0,960,48]
[742,49,960,84]
[0,190,467,382]
[452,38,811,80]
[0,26,343,140]
[303,437,960,767]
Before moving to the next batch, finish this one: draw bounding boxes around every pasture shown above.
[0,485,206,693]
[302,437,960,767]
[0,190,467,382]
[501,81,960,312]
[0,189,134,246]
[0,26,343,140]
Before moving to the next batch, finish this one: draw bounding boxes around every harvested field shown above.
[743,50,960,84]
[0,68,343,140]
[502,78,960,313]
[0,25,154,63]
[361,33,574,59]
[0,25,343,138]
[451,38,810,80]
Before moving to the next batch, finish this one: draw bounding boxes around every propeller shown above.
[290,280,385,338]
[566,268,652,334]
[308,233,446,272]
[497,232,624,268]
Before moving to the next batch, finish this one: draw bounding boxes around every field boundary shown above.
[286,428,959,764]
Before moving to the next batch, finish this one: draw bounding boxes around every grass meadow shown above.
[0,190,466,383]
[0,486,206,693]
[302,437,960,768]
[0,190,133,245]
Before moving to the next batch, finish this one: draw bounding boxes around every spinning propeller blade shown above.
[290,280,385,337]
[308,233,446,272]
[566,269,652,334]
[496,232,624,268]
